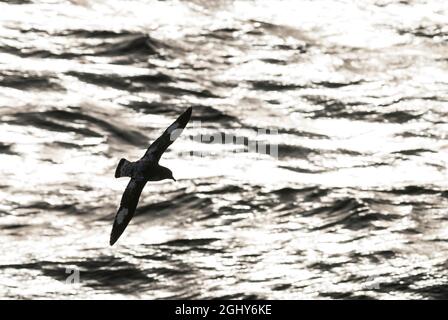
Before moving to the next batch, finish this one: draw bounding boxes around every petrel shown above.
[110,107,192,246]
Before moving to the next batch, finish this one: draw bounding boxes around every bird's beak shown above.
[172,176,176,181]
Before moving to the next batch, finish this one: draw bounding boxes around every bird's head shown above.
[160,166,176,182]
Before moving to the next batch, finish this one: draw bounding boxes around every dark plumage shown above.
[110,107,192,246]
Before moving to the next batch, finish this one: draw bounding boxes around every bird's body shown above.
[110,107,192,246]
[116,159,173,182]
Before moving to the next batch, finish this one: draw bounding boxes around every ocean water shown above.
[1,0,448,299]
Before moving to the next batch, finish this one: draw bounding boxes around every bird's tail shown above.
[115,158,134,178]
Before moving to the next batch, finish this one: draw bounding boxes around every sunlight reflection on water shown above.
[1,0,448,299]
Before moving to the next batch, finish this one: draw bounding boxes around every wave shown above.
[0,71,64,91]
[6,109,148,146]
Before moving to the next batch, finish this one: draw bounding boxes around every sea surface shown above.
[1,0,448,299]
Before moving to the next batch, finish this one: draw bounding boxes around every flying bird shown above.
[110,107,192,246]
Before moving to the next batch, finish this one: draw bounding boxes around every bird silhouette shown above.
[110,107,192,245]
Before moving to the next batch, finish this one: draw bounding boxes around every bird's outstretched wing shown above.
[110,179,147,246]
[142,107,192,162]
